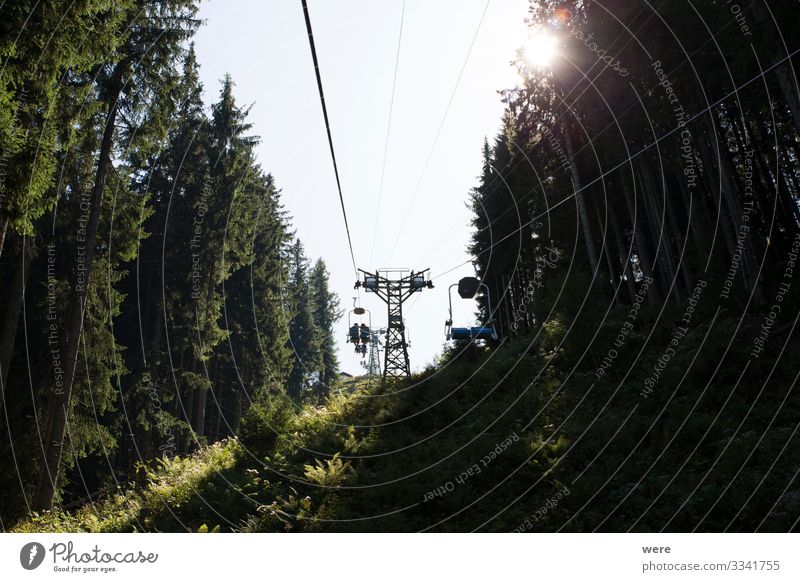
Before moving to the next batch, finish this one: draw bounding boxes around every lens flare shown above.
[523,31,558,70]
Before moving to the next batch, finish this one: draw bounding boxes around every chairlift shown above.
[444,277,498,342]
[347,298,372,358]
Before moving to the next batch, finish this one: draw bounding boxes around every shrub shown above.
[239,397,296,458]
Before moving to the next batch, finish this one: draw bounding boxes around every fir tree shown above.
[309,258,341,398]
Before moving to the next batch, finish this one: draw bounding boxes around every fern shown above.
[303,453,353,488]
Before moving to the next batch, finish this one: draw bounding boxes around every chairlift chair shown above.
[444,277,498,342]
[347,298,372,357]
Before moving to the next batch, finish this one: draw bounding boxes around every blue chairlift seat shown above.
[450,327,471,340]
[445,279,499,343]
[470,326,497,340]
[450,326,497,341]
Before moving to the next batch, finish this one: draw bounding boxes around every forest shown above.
[2,0,800,532]
[0,0,341,523]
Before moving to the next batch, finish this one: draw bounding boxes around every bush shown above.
[239,397,296,458]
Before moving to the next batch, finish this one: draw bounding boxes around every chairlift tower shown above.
[356,268,433,381]
[365,328,384,385]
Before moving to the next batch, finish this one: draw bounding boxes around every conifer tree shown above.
[33,0,200,511]
[309,258,341,396]
[286,239,320,401]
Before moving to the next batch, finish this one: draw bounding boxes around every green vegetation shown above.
[0,0,342,523]
[2,0,800,533]
[15,440,239,533]
[15,303,799,532]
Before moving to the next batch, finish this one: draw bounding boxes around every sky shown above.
[192,0,530,374]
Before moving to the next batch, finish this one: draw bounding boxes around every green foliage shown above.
[239,397,296,459]
[0,0,132,241]
[14,440,240,533]
[0,0,340,520]
[303,453,353,488]
[309,258,342,391]
[14,309,800,532]
[286,239,322,400]
[5,0,800,533]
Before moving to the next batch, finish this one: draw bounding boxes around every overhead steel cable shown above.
[428,44,800,282]
[386,0,491,264]
[414,3,658,269]
[368,0,406,267]
[301,0,358,277]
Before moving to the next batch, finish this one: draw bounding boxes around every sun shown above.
[523,31,558,70]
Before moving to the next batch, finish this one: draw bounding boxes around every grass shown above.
[14,439,240,532]
[13,305,800,532]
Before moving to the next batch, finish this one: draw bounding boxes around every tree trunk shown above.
[33,64,126,512]
[712,112,766,305]
[183,380,195,452]
[638,161,683,302]
[230,388,243,435]
[621,171,661,304]
[192,375,207,437]
[681,175,712,262]
[662,176,694,294]
[191,277,217,438]
[215,393,224,438]
[697,118,740,274]
[750,2,800,131]
[0,216,9,262]
[0,236,34,415]
[593,201,620,304]
[563,120,599,278]
[609,196,636,304]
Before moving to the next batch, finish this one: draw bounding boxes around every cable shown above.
[368,0,406,267]
[301,0,358,277]
[416,3,659,269]
[428,8,786,277]
[392,0,623,268]
[429,45,800,282]
[386,0,491,264]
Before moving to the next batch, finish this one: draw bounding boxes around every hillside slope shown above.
[16,306,800,533]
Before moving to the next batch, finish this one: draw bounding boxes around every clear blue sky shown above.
[193,0,530,374]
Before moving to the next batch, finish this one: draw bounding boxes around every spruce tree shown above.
[309,258,341,397]
[33,0,200,511]
[286,239,320,401]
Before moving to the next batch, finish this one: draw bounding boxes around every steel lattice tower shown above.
[366,329,382,385]
[356,269,433,382]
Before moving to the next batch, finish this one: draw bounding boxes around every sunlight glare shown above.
[523,31,558,70]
